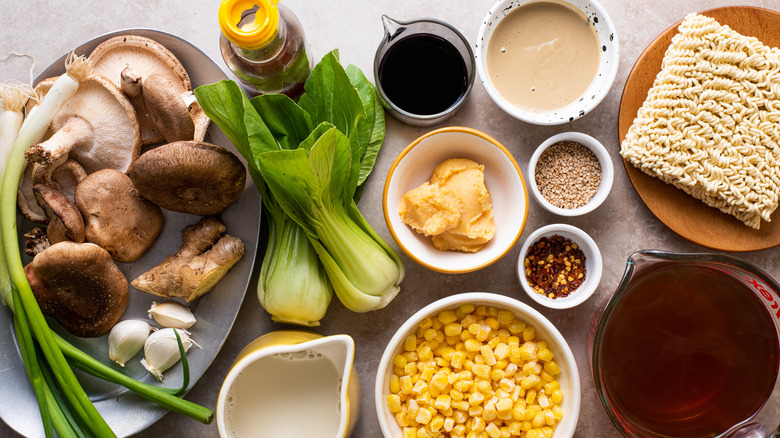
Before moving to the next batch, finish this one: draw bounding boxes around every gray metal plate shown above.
[0,28,261,437]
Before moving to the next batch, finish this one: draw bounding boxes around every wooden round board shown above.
[618,6,780,252]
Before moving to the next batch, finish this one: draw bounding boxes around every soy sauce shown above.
[378,34,468,116]
[599,263,779,437]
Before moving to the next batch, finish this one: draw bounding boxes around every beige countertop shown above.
[1,0,778,436]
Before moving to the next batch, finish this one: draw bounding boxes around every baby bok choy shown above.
[195,50,403,320]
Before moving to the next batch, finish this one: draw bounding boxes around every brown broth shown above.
[598,263,779,437]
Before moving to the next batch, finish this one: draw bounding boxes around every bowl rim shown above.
[382,126,529,273]
[474,0,620,126]
[516,223,602,309]
[374,292,582,438]
[527,131,614,216]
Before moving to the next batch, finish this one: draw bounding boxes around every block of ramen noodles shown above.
[621,13,780,229]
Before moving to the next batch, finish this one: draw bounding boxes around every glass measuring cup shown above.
[373,15,475,127]
[590,250,780,438]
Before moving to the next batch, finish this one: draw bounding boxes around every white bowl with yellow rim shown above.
[375,292,581,438]
[382,126,528,273]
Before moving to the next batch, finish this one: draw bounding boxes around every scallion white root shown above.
[0,81,34,310]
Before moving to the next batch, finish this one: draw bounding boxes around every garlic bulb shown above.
[148,301,197,329]
[141,328,198,381]
[108,320,152,367]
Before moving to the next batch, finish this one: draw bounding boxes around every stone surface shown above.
[0,0,777,437]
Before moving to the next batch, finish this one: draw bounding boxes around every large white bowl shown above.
[375,292,581,438]
[475,0,620,125]
[383,127,528,273]
[527,132,614,216]
[517,224,602,309]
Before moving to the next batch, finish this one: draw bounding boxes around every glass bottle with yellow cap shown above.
[218,0,312,97]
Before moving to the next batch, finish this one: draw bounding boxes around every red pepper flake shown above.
[523,234,586,299]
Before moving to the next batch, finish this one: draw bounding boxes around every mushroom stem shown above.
[120,67,143,98]
[25,116,92,165]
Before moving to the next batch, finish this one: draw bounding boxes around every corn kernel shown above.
[493,343,510,361]
[551,389,563,404]
[445,322,463,337]
[423,328,437,342]
[525,389,537,404]
[552,405,563,420]
[499,378,516,393]
[451,351,466,369]
[496,397,513,413]
[454,409,469,424]
[537,348,553,362]
[490,369,506,381]
[430,415,445,431]
[453,423,467,434]
[468,392,485,406]
[519,342,538,361]
[431,371,449,392]
[483,402,497,421]
[437,310,457,324]
[543,361,561,376]
[523,362,542,375]
[472,364,491,379]
[388,394,403,413]
[522,326,535,342]
[512,404,526,421]
[538,394,550,409]
[397,411,411,427]
[465,339,482,352]
[532,412,544,428]
[416,407,433,424]
[542,426,554,438]
[481,345,496,366]
[417,391,432,406]
[476,326,492,342]
[452,400,469,411]
[394,354,408,368]
[418,345,433,361]
[476,380,492,394]
[468,405,483,417]
[435,394,451,411]
[543,409,555,426]
[472,416,486,431]
[486,422,501,438]
[401,375,413,394]
[521,421,533,431]
[444,417,456,432]
[416,427,432,438]
[404,362,417,375]
[508,320,526,334]
[509,421,522,435]
[403,426,417,438]
[390,374,401,393]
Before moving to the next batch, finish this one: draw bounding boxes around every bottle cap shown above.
[218,0,280,50]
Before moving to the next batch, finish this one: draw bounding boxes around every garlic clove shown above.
[148,301,197,329]
[141,328,198,381]
[108,319,152,367]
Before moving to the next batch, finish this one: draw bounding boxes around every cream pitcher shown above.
[216,331,360,437]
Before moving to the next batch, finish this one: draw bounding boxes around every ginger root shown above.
[131,217,245,301]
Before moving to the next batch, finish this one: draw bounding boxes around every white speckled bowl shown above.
[376,292,581,438]
[475,0,620,125]
[383,127,528,273]
[517,223,602,309]
[527,132,614,216]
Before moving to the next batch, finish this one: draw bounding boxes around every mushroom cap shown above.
[48,75,141,173]
[89,35,199,145]
[18,161,48,223]
[75,169,165,263]
[142,74,195,143]
[24,242,129,337]
[128,141,247,215]
[33,184,86,244]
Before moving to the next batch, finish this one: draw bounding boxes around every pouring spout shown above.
[381,15,405,40]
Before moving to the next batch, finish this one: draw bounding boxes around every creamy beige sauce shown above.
[486,1,601,111]
[223,352,342,437]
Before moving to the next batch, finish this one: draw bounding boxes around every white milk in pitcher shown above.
[223,351,342,437]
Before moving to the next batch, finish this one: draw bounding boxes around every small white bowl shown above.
[475,0,620,125]
[376,292,581,438]
[528,132,614,216]
[517,224,602,309]
[383,126,528,273]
